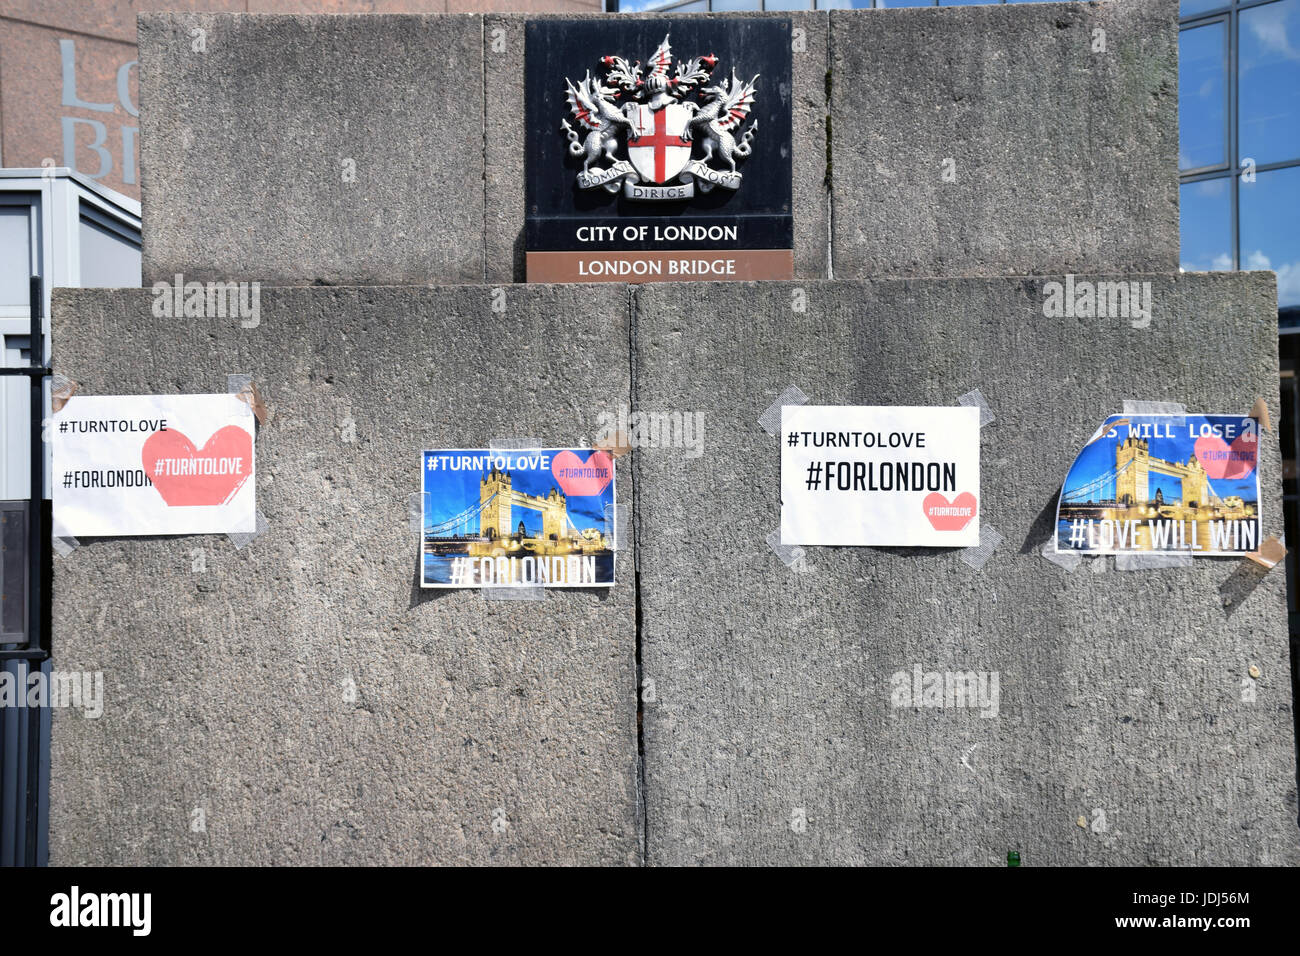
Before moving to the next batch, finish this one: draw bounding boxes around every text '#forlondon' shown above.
[796,429,960,493]
[421,449,616,589]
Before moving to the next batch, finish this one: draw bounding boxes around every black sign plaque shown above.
[525,17,794,282]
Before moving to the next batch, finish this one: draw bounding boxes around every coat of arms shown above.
[561,34,759,201]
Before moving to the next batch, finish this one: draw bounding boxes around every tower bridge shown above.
[1113,435,1212,507]
[1059,435,1222,511]
[424,465,609,555]
[479,465,567,540]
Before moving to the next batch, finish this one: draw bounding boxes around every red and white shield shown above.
[627,104,692,185]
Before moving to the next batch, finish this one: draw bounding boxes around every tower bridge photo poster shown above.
[421,448,616,588]
[1055,414,1261,557]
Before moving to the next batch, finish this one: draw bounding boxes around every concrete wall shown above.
[48,284,640,865]
[829,0,1179,278]
[138,13,486,285]
[632,272,1297,865]
[140,3,1176,285]
[50,275,1299,865]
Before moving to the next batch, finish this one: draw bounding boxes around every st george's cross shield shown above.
[627,104,692,185]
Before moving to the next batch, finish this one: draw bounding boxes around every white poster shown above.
[781,405,980,547]
[52,394,256,537]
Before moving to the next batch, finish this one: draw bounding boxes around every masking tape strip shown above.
[1122,399,1185,426]
[605,502,629,552]
[51,373,79,414]
[596,430,632,459]
[1245,535,1286,570]
[408,493,427,535]
[1250,397,1273,434]
[956,388,995,427]
[759,385,809,436]
[1040,541,1081,573]
[227,374,269,425]
[482,585,546,601]
[1087,418,1130,446]
[228,509,268,550]
[765,529,806,569]
[1087,555,1110,574]
[959,525,1002,570]
[52,535,79,558]
[1114,552,1193,571]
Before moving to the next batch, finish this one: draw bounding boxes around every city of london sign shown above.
[525,18,793,283]
[562,35,760,202]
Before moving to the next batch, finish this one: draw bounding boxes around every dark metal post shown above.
[28,275,44,657]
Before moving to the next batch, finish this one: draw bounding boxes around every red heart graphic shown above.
[1193,433,1257,480]
[142,426,253,507]
[923,492,978,531]
[551,450,614,497]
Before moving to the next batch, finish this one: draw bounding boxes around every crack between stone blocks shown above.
[628,284,648,866]
[480,16,489,283]
[825,21,835,281]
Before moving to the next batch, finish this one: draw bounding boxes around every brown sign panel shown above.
[525,249,793,283]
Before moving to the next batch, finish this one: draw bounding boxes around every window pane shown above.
[0,206,34,308]
[1179,177,1233,272]
[1240,165,1300,309]
[1179,22,1228,171]
[941,0,1000,5]
[877,1,937,7]
[1240,0,1300,167]
[78,217,142,289]
[710,0,765,8]
[1181,0,1228,17]
[764,0,816,8]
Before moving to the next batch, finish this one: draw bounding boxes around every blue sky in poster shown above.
[1062,415,1258,504]
[422,449,612,536]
